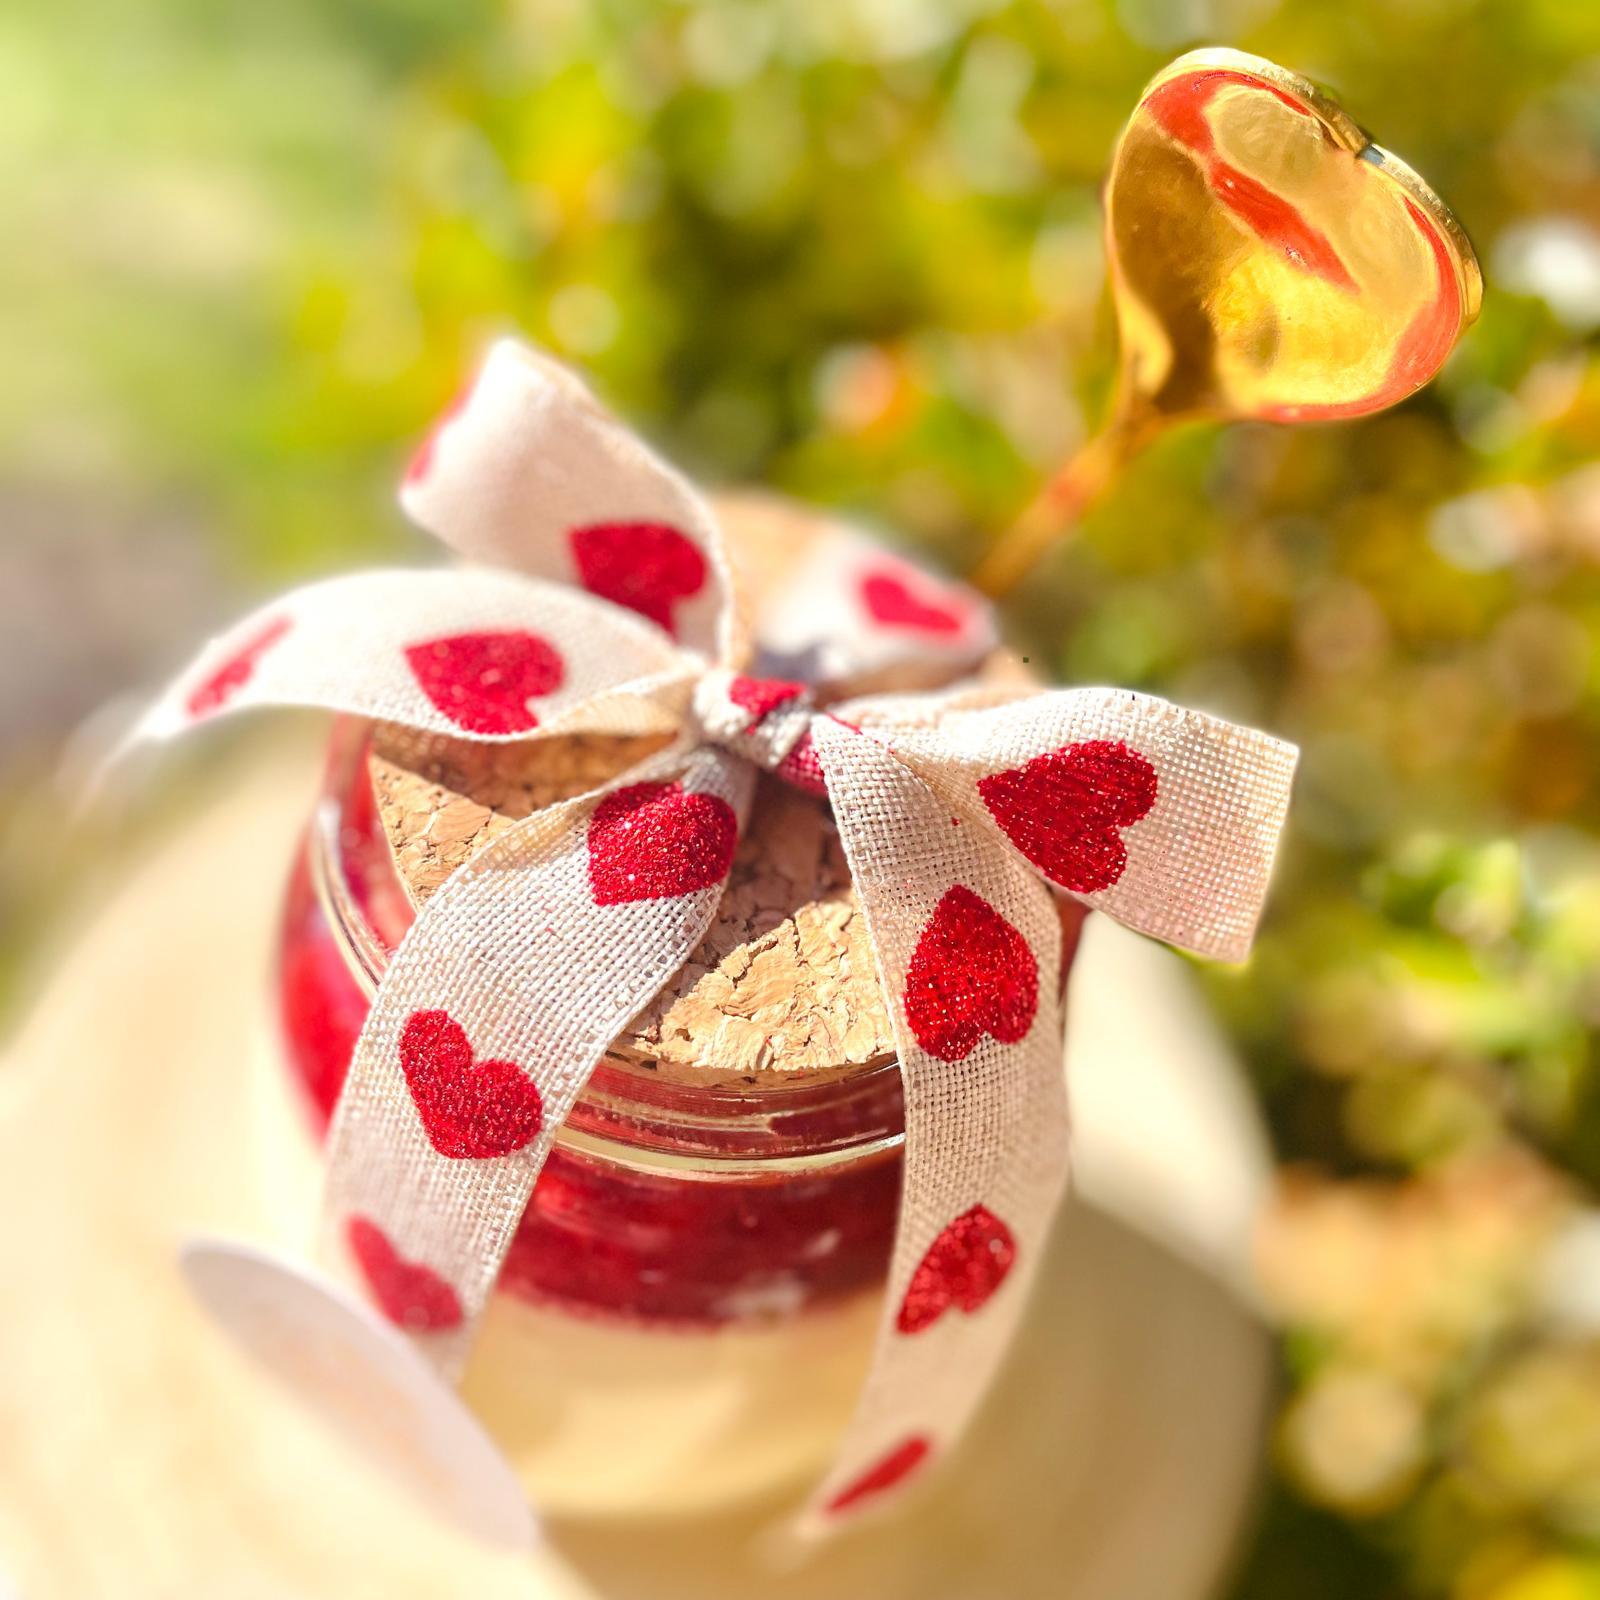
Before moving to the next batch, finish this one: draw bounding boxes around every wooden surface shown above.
[0,733,1271,1599]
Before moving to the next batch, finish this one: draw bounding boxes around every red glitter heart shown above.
[728,674,806,724]
[977,739,1158,894]
[826,1436,933,1516]
[587,781,739,906]
[896,1204,1016,1335]
[903,885,1039,1062]
[346,1214,464,1332]
[186,615,292,718]
[569,522,708,638]
[860,569,968,636]
[399,1008,544,1159]
[404,629,565,736]
[403,386,470,487]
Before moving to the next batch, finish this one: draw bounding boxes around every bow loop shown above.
[849,687,1297,962]
[400,340,746,667]
[133,568,700,749]
[751,520,1001,693]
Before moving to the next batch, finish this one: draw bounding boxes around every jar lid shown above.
[367,494,1031,1086]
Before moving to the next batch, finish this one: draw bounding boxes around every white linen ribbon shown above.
[134,339,1296,1536]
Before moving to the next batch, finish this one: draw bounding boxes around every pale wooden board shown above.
[0,734,1269,1599]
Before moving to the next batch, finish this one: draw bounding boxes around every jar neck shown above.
[311,719,907,1174]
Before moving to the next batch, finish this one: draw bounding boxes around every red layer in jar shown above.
[276,726,1084,1328]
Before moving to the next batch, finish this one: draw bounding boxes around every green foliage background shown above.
[10,1,1600,1594]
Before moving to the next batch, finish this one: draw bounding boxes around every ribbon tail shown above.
[789,718,1070,1538]
[319,743,754,1379]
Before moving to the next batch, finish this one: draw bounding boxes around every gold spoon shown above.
[970,47,1484,599]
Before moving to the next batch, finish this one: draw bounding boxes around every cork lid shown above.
[369,494,1031,1084]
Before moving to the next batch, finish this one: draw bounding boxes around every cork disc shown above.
[368,727,895,1083]
[368,493,1030,1084]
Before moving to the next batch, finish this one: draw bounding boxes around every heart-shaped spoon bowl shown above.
[1106,47,1482,425]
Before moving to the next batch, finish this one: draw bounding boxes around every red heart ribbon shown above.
[132,339,1296,1538]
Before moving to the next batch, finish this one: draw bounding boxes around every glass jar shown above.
[271,718,1083,1518]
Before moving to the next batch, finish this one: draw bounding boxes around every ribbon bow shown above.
[136,340,1296,1537]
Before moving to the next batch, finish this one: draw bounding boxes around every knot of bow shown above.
[137,339,1297,1537]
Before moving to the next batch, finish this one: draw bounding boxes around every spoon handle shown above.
[968,402,1160,599]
